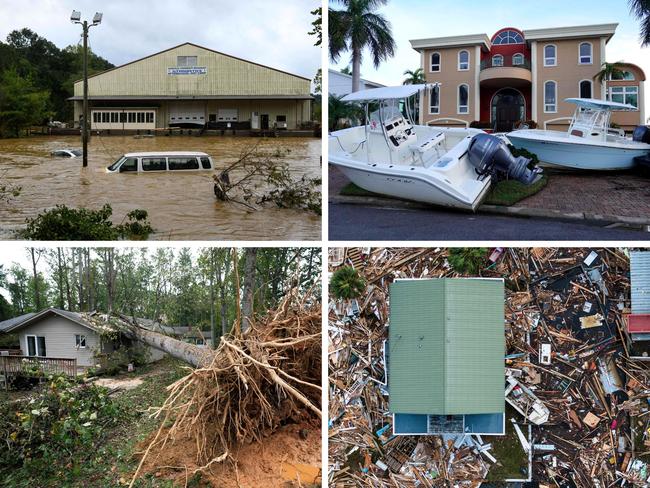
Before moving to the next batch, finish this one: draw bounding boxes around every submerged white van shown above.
[107,152,214,173]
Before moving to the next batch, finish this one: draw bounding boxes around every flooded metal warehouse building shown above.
[70,42,312,132]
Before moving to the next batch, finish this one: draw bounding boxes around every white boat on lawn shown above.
[329,84,542,211]
[507,98,650,171]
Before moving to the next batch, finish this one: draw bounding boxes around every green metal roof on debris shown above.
[388,278,505,416]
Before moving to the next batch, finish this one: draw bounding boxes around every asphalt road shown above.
[329,203,650,241]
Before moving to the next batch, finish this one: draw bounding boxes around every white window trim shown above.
[458,50,470,71]
[492,54,504,67]
[457,83,470,114]
[578,79,593,99]
[512,53,524,66]
[608,85,640,110]
[578,42,593,65]
[430,52,441,72]
[75,334,87,349]
[429,86,440,114]
[544,80,558,113]
[543,44,557,67]
[26,334,45,356]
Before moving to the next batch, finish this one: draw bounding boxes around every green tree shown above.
[0,68,50,136]
[329,0,396,92]
[308,7,322,46]
[329,94,364,130]
[594,61,626,100]
[330,266,365,299]
[629,0,650,46]
[403,68,424,85]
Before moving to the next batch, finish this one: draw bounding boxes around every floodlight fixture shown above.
[92,12,102,24]
[70,10,81,22]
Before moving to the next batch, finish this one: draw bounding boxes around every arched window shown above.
[430,52,440,72]
[544,45,557,66]
[458,84,469,114]
[493,29,524,45]
[429,85,440,114]
[579,80,592,99]
[613,70,635,81]
[492,54,504,67]
[544,81,557,112]
[458,50,469,71]
[579,42,592,64]
[512,53,524,66]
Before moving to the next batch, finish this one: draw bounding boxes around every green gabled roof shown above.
[388,278,504,415]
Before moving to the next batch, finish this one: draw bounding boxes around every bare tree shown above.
[241,248,258,333]
[28,248,42,310]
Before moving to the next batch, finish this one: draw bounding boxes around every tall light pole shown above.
[71,10,102,168]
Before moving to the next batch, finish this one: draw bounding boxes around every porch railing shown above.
[480,56,531,71]
[0,355,78,378]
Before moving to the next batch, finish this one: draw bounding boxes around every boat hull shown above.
[507,133,649,170]
[331,160,490,211]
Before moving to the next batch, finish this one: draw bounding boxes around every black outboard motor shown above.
[632,125,650,144]
[468,133,542,185]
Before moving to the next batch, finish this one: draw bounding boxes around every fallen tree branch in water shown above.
[213,142,321,215]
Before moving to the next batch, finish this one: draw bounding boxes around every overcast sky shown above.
[329,0,650,117]
[0,0,321,80]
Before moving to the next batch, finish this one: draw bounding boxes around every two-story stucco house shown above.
[410,24,646,132]
[0,308,165,370]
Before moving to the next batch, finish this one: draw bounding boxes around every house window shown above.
[492,55,504,67]
[544,45,556,66]
[579,42,592,64]
[177,55,197,67]
[544,81,557,112]
[430,52,440,72]
[609,86,639,108]
[93,112,99,123]
[110,112,118,123]
[458,50,469,71]
[26,335,46,357]
[75,334,86,349]
[430,85,440,114]
[493,29,524,45]
[458,84,469,114]
[101,112,109,123]
[146,112,154,123]
[579,80,592,99]
[120,112,127,123]
[512,53,524,66]
[137,112,145,123]
[612,70,635,81]
[128,112,135,123]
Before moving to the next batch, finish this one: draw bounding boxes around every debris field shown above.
[328,247,650,487]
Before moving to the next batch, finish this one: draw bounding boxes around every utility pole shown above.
[71,10,102,168]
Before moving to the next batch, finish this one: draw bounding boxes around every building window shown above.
[492,54,504,67]
[429,85,440,114]
[544,81,557,112]
[120,112,126,123]
[26,335,46,357]
[430,52,440,72]
[137,112,144,123]
[458,84,469,114]
[512,53,524,66]
[609,86,639,108]
[544,44,557,66]
[579,80,592,99]
[110,112,118,123]
[75,334,86,349]
[92,112,99,123]
[146,112,154,123]
[458,50,469,71]
[101,112,109,123]
[612,70,635,81]
[128,112,135,123]
[579,42,592,64]
[177,55,197,67]
[493,29,524,45]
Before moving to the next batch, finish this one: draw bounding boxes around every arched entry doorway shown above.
[491,88,525,132]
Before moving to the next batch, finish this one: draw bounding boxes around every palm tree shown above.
[329,94,364,131]
[329,0,396,93]
[594,61,626,100]
[402,68,424,85]
[629,0,650,46]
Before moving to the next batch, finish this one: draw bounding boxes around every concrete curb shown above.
[329,195,650,227]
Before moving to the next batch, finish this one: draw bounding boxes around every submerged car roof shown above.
[123,151,210,157]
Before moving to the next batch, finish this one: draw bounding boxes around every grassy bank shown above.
[1,357,186,488]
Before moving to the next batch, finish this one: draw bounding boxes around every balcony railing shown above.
[480,56,531,71]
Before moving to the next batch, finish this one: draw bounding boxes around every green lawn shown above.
[339,175,548,207]
[486,406,529,481]
[2,357,187,488]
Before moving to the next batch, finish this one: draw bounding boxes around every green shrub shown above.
[508,144,539,168]
[0,375,119,471]
[447,248,488,275]
[330,266,366,300]
[17,204,153,240]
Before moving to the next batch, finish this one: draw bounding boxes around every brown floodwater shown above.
[0,135,321,240]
